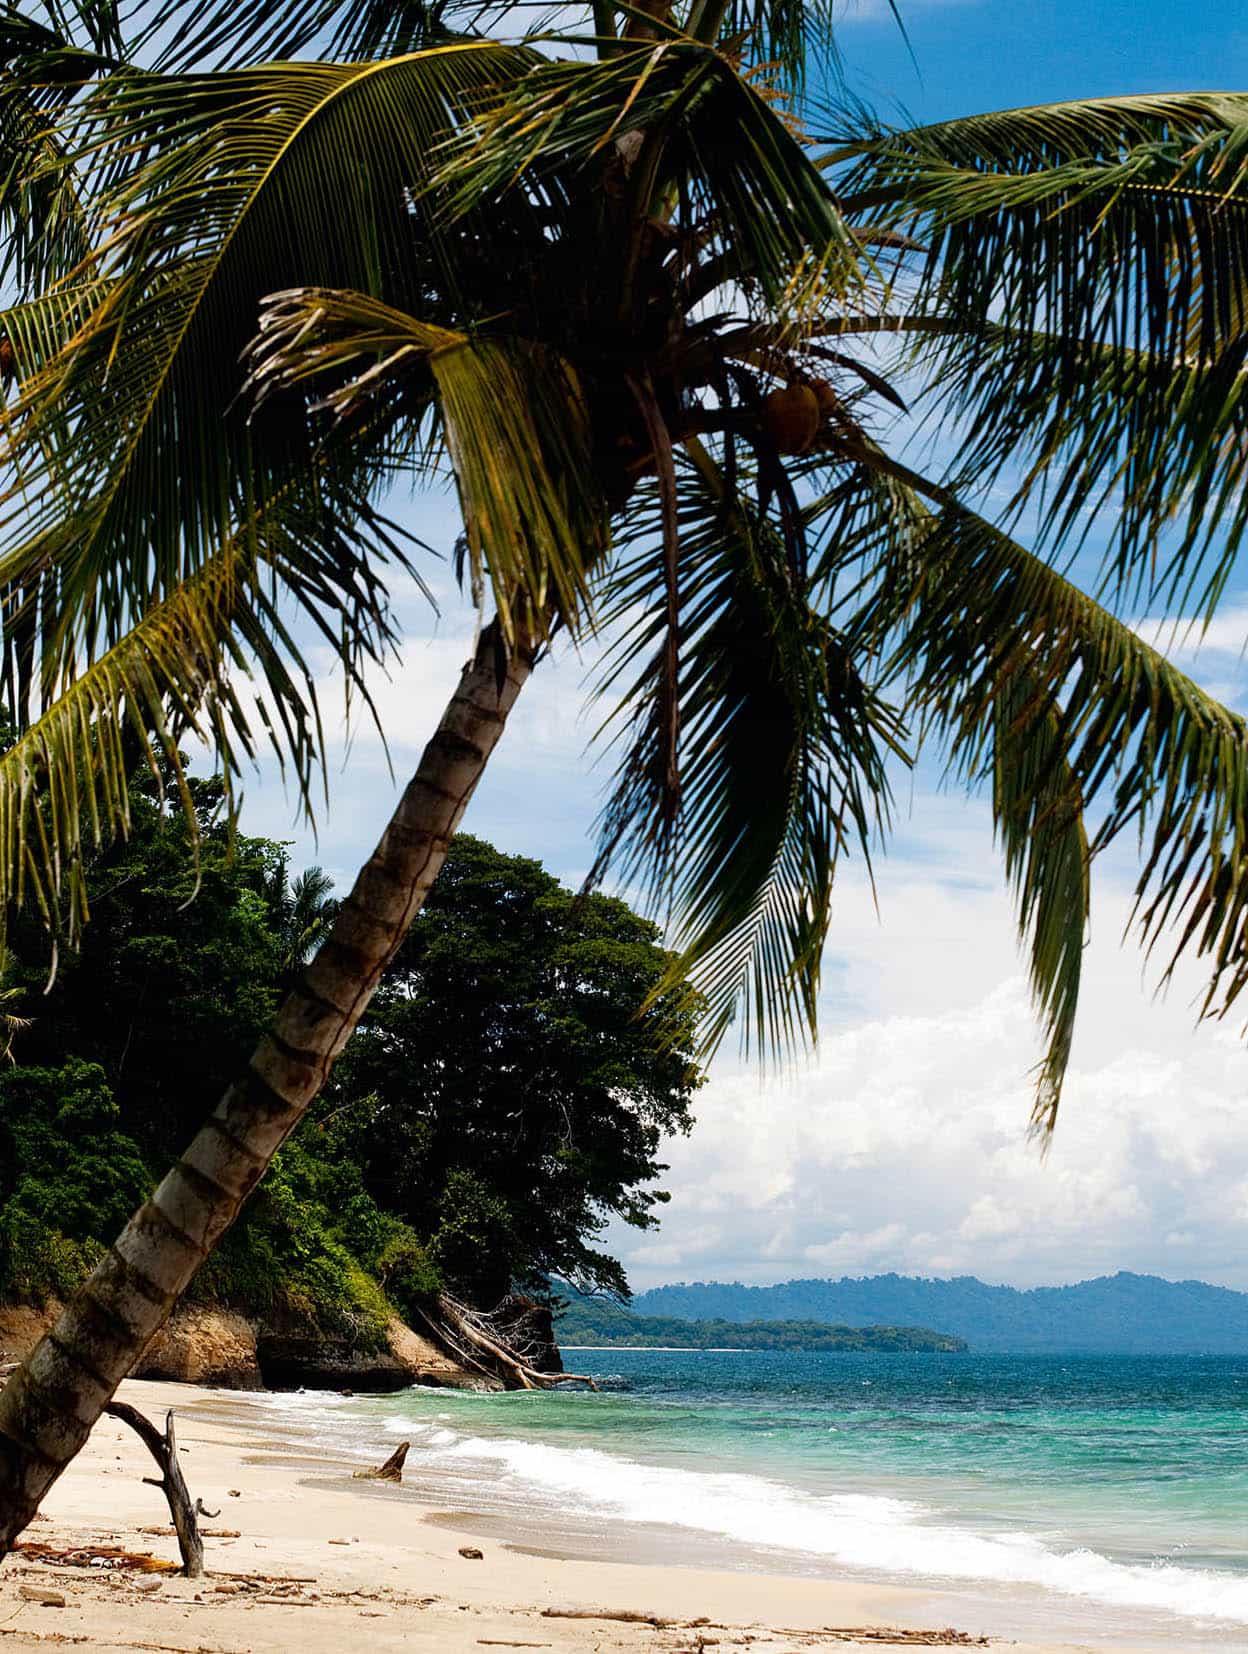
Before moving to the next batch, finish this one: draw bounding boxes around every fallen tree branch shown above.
[413,1304,499,1383]
[540,1607,689,1627]
[795,1631,989,1647]
[437,1296,598,1391]
[103,1403,205,1578]
[540,1608,986,1644]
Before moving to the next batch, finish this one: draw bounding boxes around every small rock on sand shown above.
[458,1546,484,1561]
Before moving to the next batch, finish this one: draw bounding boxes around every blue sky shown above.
[837,0,1243,120]
[235,2,1248,1295]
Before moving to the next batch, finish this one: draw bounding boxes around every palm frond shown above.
[137,0,464,70]
[0,11,107,290]
[847,450,1248,1121]
[247,287,605,639]
[593,446,904,1056]
[0,43,533,684]
[991,666,1089,1135]
[1,541,274,943]
[836,91,1248,611]
[433,42,860,312]
[908,323,1248,618]
[686,0,839,90]
[7,3,124,58]
[0,456,413,945]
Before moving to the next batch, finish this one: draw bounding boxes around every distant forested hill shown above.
[554,1290,965,1352]
[628,1273,1248,1354]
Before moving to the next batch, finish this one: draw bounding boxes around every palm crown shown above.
[0,0,1245,1131]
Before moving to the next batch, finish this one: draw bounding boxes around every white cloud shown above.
[1136,603,1248,662]
[836,0,982,19]
[802,1223,908,1267]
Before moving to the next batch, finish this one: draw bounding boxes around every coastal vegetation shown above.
[0,780,700,1354]
[554,1291,966,1352]
[0,0,1247,1558]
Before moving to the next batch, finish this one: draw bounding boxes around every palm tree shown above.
[0,0,1246,1549]
[265,862,337,980]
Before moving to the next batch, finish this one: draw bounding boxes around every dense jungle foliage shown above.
[553,1288,966,1352]
[0,775,702,1347]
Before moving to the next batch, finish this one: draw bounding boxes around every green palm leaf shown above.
[0,41,534,691]
[844,448,1248,1120]
[139,0,462,70]
[0,542,280,942]
[248,287,605,638]
[594,448,904,1055]
[0,459,413,944]
[836,91,1248,609]
[433,41,861,311]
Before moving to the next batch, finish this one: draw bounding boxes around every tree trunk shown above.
[0,624,534,1557]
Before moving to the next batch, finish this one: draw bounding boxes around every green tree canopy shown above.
[325,835,702,1302]
[10,770,290,1158]
[0,794,701,1314]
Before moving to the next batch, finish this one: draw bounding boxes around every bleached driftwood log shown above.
[104,1402,205,1578]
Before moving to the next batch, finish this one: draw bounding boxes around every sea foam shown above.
[392,1418,1248,1626]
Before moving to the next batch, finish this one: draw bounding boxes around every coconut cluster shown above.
[759,379,837,455]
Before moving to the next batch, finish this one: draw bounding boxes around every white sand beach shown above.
[0,1378,1160,1654]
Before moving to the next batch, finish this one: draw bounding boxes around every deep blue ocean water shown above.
[285,1350,1248,1645]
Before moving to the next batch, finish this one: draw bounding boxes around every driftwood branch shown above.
[352,1441,409,1483]
[105,1403,205,1578]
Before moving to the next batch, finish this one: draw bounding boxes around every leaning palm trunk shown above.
[0,626,533,1556]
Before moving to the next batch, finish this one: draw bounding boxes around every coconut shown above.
[761,383,820,455]
[810,377,838,421]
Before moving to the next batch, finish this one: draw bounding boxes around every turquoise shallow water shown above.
[292,1350,1248,1645]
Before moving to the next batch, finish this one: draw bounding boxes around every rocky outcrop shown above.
[257,1314,499,1392]
[3,1298,493,1394]
[136,1305,262,1390]
[385,1316,500,1391]
[0,1301,60,1362]
[2,1300,518,1394]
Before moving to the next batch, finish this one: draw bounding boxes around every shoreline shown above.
[0,1376,1173,1653]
